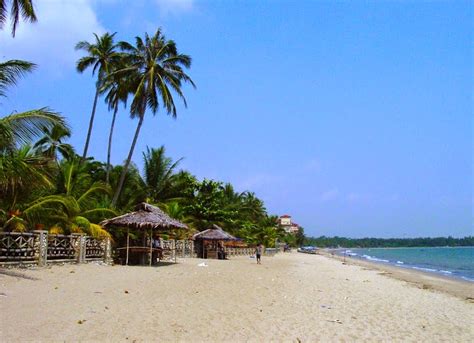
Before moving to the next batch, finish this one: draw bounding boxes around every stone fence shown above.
[0,231,278,266]
[224,247,255,257]
[0,231,111,266]
[155,239,195,262]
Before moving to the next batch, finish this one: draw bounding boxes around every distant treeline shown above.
[303,236,474,248]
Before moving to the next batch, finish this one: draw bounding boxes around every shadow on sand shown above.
[0,268,39,280]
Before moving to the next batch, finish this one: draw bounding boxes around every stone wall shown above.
[0,231,111,266]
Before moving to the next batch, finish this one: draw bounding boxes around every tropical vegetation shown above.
[0,9,297,246]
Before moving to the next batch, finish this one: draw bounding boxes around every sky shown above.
[1,0,472,238]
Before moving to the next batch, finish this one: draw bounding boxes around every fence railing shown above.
[0,231,111,266]
[1,231,279,265]
[0,232,38,263]
[224,247,255,257]
[157,239,195,262]
[175,239,194,258]
[47,234,76,261]
[85,236,105,259]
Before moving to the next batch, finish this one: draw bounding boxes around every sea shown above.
[341,247,474,282]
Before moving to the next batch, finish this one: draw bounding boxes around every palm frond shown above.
[0,59,36,97]
[9,0,37,37]
[0,108,67,150]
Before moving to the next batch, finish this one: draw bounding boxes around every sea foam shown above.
[362,255,389,263]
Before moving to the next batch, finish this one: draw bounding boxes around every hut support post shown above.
[149,228,152,266]
[173,239,177,263]
[126,229,130,266]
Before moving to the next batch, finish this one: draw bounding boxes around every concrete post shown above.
[72,233,85,263]
[172,239,176,262]
[104,237,112,264]
[33,230,48,266]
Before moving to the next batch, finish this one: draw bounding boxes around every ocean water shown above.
[342,247,474,282]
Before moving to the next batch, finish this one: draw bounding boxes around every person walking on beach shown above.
[255,243,263,264]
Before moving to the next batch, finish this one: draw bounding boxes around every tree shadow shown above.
[0,268,39,280]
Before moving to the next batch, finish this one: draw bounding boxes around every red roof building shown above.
[277,215,300,234]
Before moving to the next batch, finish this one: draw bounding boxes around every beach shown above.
[1,252,473,342]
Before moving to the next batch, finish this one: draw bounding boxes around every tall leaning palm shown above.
[102,70,130,185]
[111,29,195,206]
[75,32,120,160]
[0,0,37,36]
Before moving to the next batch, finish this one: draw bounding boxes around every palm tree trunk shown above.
[82,86,100,160]
[106,106,118,185]
[111,113,145,206]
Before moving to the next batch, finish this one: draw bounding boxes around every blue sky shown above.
[1,0,472,238]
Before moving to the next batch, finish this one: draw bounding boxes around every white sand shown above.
[1,252,473,342]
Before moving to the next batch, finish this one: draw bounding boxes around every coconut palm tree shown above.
[75,32,121,160]
[0,59,35,97]
[142,145,183,203]
[0,145,53,209]
[14,188,114,239]
[110,29,195,206]
[33,123,74,161]
[0,109,67,152]
[0,0,37,37]
[102,68,130,184]
[241,191,266,221]
[1,59,66,151]
[108,162,146,210]
[6,156,116,237]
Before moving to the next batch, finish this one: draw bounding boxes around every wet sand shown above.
[320,249,474,300]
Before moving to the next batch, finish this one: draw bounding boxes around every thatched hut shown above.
[192,224,237,259]
[100,202,188,265]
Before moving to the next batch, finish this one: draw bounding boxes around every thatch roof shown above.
[193,224,237,241]
[100,202,188,230]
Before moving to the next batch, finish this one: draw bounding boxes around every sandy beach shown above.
[1,252,473,342]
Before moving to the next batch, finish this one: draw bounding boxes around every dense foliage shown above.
[304,236,474,248]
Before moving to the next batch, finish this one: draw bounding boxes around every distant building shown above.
[277,214,300,234]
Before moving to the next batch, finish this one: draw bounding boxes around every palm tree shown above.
[0,145,53,209]
[7,156,116,237]
[0,59,35,97]
[102,68,130,184]
[162,201,197,239]
[241,191,266,221]
[111,29,195,206]
[0,0,37,37]
[1,59,66,151]
[33,123,74,161]
[0,109,67,152]
[142,145,183,203]
[108,163,146,210]
[75,32,120,160]
[14,188,114,239]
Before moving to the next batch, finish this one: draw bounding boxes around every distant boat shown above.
[297,246,318,254]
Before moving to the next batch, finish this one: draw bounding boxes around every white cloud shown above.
[0,0,106,75]
[155,0,195,16]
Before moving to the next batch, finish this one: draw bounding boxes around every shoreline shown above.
[319,249,474,300]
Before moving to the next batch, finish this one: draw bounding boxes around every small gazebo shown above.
[193,224,237,259]
[100,202,188,265]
